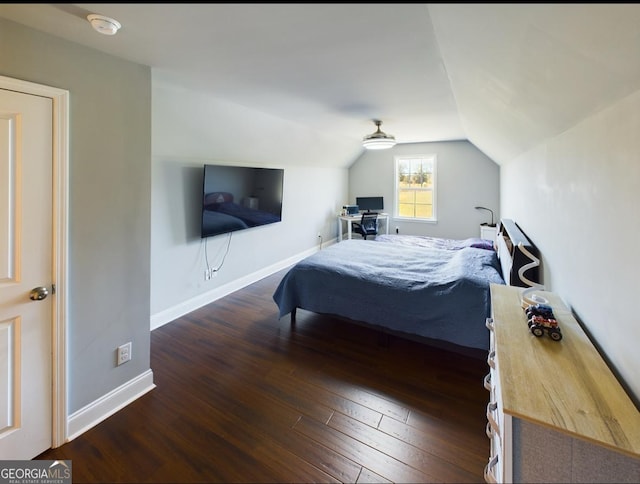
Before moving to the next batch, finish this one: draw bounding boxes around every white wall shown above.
[501,88,640,403]
[349,140,500,239]
[0,18,153,414]
[151,81,351,325]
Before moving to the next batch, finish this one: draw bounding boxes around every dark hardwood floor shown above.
[38,269,491,483]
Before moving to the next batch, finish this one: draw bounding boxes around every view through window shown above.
[395,155,437,221]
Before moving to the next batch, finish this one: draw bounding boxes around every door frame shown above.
[1,75,69,448]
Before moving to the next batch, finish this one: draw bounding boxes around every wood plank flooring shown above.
[37,269,491,483]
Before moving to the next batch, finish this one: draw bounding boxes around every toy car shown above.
[529,315,563,341]
[525,303,555,320]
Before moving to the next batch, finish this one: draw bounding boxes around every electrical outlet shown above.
[204,268,218,280]
[117,342,132,366]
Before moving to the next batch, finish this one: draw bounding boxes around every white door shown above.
[0,88,53,459]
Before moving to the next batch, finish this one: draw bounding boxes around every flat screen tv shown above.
[201,164,284,238]
[355,196,384,213]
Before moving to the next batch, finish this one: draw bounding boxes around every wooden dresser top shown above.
[490,283,640,458]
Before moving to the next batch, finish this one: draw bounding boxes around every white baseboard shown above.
[67,369,155,442]
[150,240,336,331]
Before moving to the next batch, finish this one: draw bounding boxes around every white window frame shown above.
[394,154,437,222]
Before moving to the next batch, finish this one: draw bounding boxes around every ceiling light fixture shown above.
[87,14,121,36]
[362,119,396,150]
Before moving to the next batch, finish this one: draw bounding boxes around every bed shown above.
[272,218,541,352]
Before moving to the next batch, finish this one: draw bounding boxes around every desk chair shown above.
[352,212,378,240]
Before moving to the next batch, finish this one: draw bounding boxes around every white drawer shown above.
[484,441,501,483]
[486,317,495,352]
[483,371,492,392]
[485,417,504,483]
[487,400,501,439]
[485,316,505,482]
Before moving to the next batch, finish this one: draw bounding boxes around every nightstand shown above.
[480,224,497,242]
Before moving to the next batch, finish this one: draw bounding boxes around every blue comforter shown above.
[273,239,505,350]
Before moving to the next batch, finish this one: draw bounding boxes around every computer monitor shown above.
[355,196,383,213]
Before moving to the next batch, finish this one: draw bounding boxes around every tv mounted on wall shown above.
[201,164,284,238]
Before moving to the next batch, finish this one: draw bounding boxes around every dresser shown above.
[485,284,640,483]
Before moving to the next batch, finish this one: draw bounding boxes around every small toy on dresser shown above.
[524,303,563,341]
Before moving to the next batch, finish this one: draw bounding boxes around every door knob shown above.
[29,286,49,301]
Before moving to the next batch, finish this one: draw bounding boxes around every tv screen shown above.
[201,165,284,238]
[356,196,384,213]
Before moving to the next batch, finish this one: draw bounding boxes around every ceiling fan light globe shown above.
[362,137,397,150]
[362,120,396,150]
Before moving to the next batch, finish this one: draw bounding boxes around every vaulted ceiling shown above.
[2,3,640,165]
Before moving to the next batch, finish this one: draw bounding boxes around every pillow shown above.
[204,192,234,207]
[468,238,495,251]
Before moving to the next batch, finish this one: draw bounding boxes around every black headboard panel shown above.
[495,219,542,288]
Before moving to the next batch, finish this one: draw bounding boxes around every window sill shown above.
[393,217,438,224]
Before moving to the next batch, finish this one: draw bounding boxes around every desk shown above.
[338,213,389,241]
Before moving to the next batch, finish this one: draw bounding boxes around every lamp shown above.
[362,120,396,150]
[87,14,121,36]
[475,206,495,227]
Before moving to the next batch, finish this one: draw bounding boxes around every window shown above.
[394,155,436,221]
